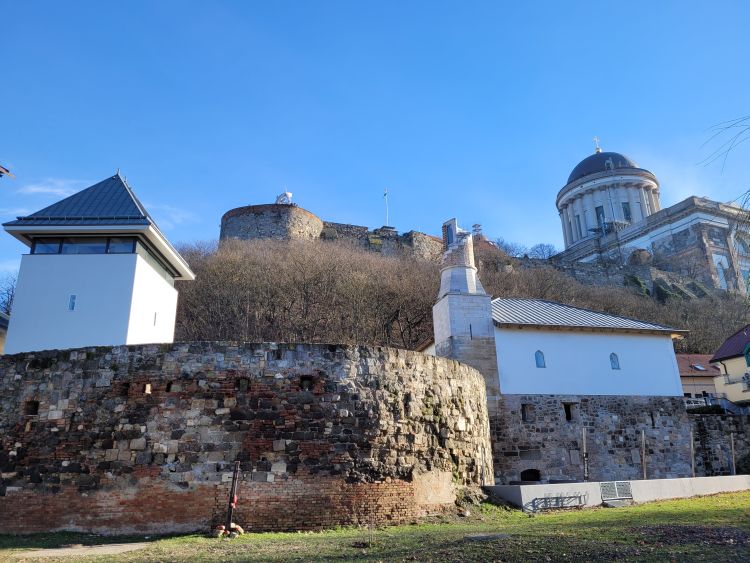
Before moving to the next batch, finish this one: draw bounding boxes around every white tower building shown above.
[2,173,195,354]
[433,219,500,408]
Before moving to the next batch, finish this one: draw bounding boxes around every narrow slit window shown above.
[521,404,532,422]
[610,353,620,370]
[535,350,546,368]
[68,294,77,311]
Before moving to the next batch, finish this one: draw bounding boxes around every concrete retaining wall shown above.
[487,475,750,512]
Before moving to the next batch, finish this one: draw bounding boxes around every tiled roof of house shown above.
[491,298,683,334]
[710,324,750,363]
[675,354,720,377]
[2,174,152,227]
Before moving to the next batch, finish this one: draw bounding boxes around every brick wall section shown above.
[691,414,750,476]
[0,343,491,534]
[489,395,694,483]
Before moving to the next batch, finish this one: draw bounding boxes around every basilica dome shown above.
[567,151,638,184]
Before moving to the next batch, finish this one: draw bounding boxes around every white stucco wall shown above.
[126,254,178,345]
[5,254,137,353]
[494,326,682,396]
[4,253,179,354]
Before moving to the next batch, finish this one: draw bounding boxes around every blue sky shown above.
[2,1,750,273]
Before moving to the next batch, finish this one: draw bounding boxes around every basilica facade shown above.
[554,147,750,294]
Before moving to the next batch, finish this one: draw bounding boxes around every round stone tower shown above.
[220,203,324,241]
[557,147,660,249]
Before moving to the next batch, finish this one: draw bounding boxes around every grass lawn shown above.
[1,491,748,562]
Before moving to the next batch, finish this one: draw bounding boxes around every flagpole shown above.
[384,188,389,226]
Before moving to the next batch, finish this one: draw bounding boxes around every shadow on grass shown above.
[0,531,184,551]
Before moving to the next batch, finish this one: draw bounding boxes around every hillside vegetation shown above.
[175,239,750,354]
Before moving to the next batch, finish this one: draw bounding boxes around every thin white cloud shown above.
[0,207,32,217]
[0,259,20,274]
[16,178,87,197]
[145,203,200,230]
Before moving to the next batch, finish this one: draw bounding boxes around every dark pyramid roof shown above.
[3,174,152,227]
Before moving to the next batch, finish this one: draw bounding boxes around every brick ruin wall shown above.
[0,343,492,535]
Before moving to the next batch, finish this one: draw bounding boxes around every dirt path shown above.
[12,542,150,559]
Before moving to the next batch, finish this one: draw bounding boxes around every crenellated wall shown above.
[0,343,492,534]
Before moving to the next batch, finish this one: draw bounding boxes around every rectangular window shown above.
[31,238,62,254]
[621,202,632,222]
[575,215,583,238]
[563,402,577,422]
[521,404,532,422]
[684,393,691,398]
[107,237,136,254]
[595,206,605,227]
[68,294,77,311]
[62,237,108,254]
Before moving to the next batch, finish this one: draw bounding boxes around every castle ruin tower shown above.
[433,219,500,408]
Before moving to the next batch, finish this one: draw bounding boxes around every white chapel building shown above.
[425,219,684,398]
[2,173,195,354]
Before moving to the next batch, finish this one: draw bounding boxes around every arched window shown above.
[610,353,620,370]
[535,350,546,368]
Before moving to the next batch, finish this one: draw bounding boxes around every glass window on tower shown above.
[595,206,605,227]
[575,215,583,238]
[621,202,632,222]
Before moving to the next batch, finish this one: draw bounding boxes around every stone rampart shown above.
[489,395,693,483]
[218,202,444,261]
[690,414,750,476]
[220,204,324,240]
[0,343,492,534]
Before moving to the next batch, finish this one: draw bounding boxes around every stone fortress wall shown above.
[488,394,750,484]
[0,343,492,535]
[220,203,444,261]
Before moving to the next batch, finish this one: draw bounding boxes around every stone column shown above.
[639,186,649,218]
[583,191,595,232]
[648,187,660,212]
[566,205,576,243]
[560,211,570,248]
[574,196,586,239]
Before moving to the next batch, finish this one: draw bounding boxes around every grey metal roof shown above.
[3,173,152,227]
[491,298,682,333]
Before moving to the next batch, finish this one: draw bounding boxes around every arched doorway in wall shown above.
[520,468,541,482]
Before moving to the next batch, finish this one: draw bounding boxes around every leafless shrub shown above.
[0,273,16,315]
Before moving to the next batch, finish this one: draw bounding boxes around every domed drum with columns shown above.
[557,147,660,249]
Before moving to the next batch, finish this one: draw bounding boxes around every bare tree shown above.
[494,238,528,258]
[528,243,558,260]
[0,273,16,315]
